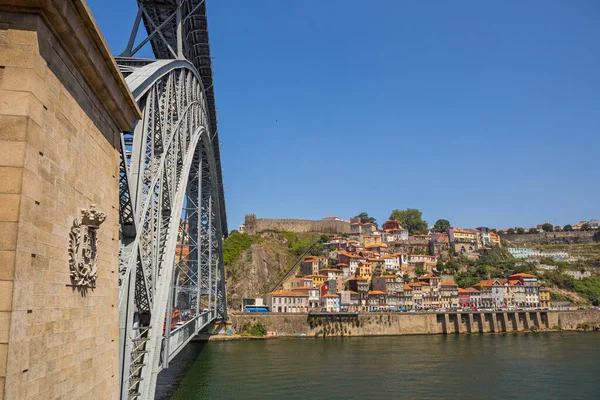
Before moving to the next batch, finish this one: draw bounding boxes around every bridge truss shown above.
[116,1,227,399]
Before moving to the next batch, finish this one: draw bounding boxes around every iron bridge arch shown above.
[116,2,227,398]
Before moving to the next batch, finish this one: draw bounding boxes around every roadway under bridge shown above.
[116,1,227,399]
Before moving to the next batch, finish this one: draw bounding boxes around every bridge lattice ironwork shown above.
[116,1,227,399]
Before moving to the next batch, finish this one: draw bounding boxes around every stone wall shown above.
[503,231,595,245]
[229,310,600,337]
[245,214,350,234]
[0,2,138,399]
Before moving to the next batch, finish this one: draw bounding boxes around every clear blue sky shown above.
[91,0,599,230]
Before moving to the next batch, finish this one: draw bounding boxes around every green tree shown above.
[563,224,573,232]
[542,223,553,232]
[554,225,562,232]
[415,267,426,276]
[516,227,525,234]
[594,229,600,242]
[355,212,377,228]
[580,223,591,231]
[529,228,539,234]
[445,260,460,274]
[389,208,428,235]
[432,219,450,233]
[455,273,480,289]
[507,228,515,234]
[436,259,445,272]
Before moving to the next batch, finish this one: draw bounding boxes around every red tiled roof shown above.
[508,273,536,278]
[268,291,309,296]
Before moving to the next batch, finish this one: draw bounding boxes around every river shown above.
[158,332,599,400]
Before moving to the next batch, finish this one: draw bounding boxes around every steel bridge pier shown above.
[116,1,227,399]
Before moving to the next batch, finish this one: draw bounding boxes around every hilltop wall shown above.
[503,231,595,245]
[245,214,350,234]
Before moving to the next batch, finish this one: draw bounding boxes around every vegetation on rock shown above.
[223,230,261,265]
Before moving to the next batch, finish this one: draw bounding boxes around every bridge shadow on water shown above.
[155,340,208,400]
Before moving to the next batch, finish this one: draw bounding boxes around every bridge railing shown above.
[163,309,217,369]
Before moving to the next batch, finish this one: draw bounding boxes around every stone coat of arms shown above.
[68,205,107,287]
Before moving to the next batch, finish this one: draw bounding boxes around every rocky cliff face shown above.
[224,231,320,310]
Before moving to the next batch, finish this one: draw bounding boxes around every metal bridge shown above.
[116,1,227,399]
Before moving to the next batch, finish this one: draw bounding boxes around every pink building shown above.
[458,288,470,307]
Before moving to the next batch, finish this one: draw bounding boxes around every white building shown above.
[264,291,309,313]
[565,270,592,280]
[320,294,340,312]
[292,287,321,309]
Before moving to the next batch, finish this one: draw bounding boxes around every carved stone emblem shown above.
[69,205,107,288]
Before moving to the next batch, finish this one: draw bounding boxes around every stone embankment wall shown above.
[503,231,595,245]
[229,311,600,337]
[244,214,350,234]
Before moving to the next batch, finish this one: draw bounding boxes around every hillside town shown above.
[252,218,557,313]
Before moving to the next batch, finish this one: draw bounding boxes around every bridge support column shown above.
[491,313,499,333]
[0,2,140,399]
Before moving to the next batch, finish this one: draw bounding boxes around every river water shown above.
[159,332,599,400]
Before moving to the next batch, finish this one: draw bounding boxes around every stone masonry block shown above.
[0,115,28,141]
[0,91,31,118]
[6,29,38,47]
[0,312,9,343]
[0,43,36,69]
[0,67,47,107]
[20,168,42,201]
[0,194,20,221]
[0,167,22,194]
[0,281,13,311]
[0,343,7,376]
[0,222,18,250]
[0,141,25,167]
[12,280,33,312]
[0,251,15,280]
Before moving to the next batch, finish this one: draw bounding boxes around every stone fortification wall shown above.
[245,214,350,234]
[0,2,139,399]
[229,310,600,337]
[504,231,595,245]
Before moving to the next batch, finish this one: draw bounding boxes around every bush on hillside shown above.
[223,230,260,265]
[573,277,600,306]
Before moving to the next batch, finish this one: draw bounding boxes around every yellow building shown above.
[356,262,372,279]
[539,286,551,307]
[449,228,477,242]
[363,235,382,247]
[490,231,501,246]
[305,274,327,287]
